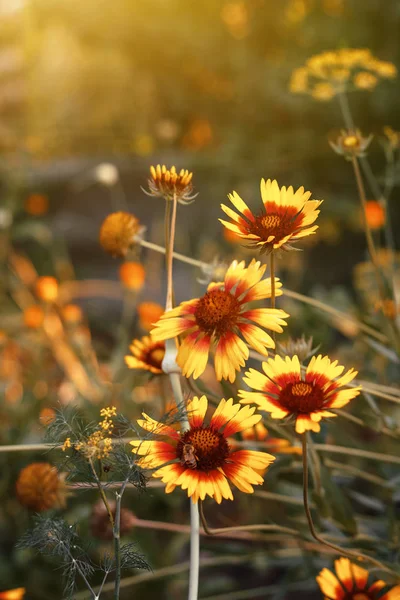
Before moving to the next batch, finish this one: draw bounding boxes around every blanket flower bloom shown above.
[130,395,275,503]
[150,259,289,382]
[317,557,400,600]
[125,336,165,374]
[239,354,361,434]
[220,179,322,254]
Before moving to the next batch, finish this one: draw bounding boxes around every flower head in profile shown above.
[125,336,165,374]
[290,48,397,101]
[239,354,361,434]
[317,557,400,600]
[130,395,275,503]
[151,259,289,382]
[145,164,197,204]
[330,129,373,160]
[220,179,322,254]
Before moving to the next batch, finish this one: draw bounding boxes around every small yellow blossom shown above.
[354,71,378,90]
[62,437,72,452]
[290,48,397,101]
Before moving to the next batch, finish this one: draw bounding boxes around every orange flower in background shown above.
[23,305,44,328]
[119,261,146,290]
[125,336,165,374]
[365,201,385,230]
[39,407,56,426]
[35,276,58,303]
[240,422,300,454]
[131,395,275,503]
[16,462,67,512]
[151,259,289,382]
[138,301,164,330]
[239,354,361,434]
[24,193,49,216]
[220,179,322,254]
[61,303,83,324]
[0,589,26,600]
[99,211,141,257]
[317,557,400,599]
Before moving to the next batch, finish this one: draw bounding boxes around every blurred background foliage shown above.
[1,0,400,598]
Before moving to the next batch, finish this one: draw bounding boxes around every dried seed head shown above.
[16,462,67,512]
[99,211,140,257]
[90,500,135,540]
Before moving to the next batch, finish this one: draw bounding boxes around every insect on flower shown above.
[181,443,198,469]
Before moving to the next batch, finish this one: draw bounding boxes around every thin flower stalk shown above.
[158,181,200,600]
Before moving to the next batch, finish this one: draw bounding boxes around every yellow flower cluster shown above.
[290,48,397,101]
[62,407,117,459]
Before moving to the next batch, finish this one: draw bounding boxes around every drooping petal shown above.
[177,332,211,379]
[214,333,249,382]
[295,414,321,434]
[229,449,275,471]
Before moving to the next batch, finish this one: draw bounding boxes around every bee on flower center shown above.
[181,444,198,469]
[177,426,230,472]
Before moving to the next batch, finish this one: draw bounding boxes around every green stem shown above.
[302,433,398,577]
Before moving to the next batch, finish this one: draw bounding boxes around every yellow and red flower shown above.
[130,395,275,503]
[151,259,289,382]
[317,557,400,600]
[220,179,322,253]
[239,354,361,434]
[125,336,165,374]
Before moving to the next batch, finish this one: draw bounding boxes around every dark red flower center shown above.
[279,381,325,413]
[144,344,165,370]
[177,426,230,471]
[194,289,240,337]
[246,206,301,247]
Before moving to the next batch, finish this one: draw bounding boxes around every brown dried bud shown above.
[16,462,67,512]
[90,500,136,540]
[99,212,140,257]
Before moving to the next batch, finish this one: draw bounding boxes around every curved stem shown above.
[301,433,398,578]
[199,501,298,537]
